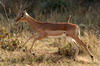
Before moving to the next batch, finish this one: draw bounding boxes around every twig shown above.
[0,1,9,21]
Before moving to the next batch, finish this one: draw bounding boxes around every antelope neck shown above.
[26,16,40,29]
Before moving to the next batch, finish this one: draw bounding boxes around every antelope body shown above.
[16,11,94,61]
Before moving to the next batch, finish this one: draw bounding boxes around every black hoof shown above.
[22,48,26,52]
[74,58,76,61]
[90,55,94,60]
[23,49,25,52]
[91,55,93,58]
[31,52,35,56]
[18,46,22,49]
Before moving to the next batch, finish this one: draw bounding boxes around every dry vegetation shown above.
[0,0,100,66]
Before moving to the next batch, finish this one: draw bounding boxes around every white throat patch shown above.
[25,12,29,16]
[48,34,66,38]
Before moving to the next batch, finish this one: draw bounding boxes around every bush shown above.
[58,43,72,57]
[41,0,69,14]
[0,28,20,51]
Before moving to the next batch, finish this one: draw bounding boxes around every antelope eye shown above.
[21,14,23,17]
[20,12,24,17]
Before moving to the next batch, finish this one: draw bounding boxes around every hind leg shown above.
[66,36,79,60]
[68,32,94,61]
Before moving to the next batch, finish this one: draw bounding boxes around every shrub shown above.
[0,28,20,51]
[41,0,69,14]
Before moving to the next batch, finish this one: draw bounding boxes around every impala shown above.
[15,11,94,61]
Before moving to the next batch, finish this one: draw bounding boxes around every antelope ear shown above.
[24,10,29,16]
[24,10,27,12]
[23,10,26,14]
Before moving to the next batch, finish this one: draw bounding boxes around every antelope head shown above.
[15,11,29,22]
[15,0,33,22]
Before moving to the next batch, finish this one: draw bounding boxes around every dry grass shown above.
[0,16,100,66]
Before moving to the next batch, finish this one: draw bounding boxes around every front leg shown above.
[21,34,35,48]
[29,32,47,52]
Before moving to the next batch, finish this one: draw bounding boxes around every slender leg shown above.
[58,38,61,44]
[29,38,37,52]
[29,33,47,52]
[63,37,66,43]
[66,36,79,60]
[69,34,94,60]
[21,35,35,48]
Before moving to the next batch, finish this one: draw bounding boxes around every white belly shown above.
[45,30,67,38]
[48,33,66,38]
